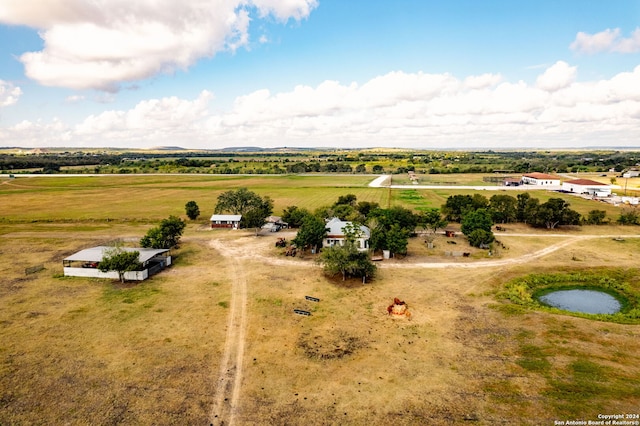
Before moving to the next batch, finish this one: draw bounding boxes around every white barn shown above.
[63,246,171,281]
[562,179,612,197]
[323,217,371,251]
[521,173,561,186]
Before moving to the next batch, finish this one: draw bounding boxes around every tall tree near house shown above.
[140,215,186,249]
[241,195,274,235]
[98,247,142,283]
[214,187,263,215]
[214,188,273,234]
[317,242,376,283]
[281,205,310,228]
[293,214,327,253]
[185,200,200,220]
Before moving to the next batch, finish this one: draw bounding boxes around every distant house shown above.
[63,246,171,281]
[623,169,640,178]
[562,179,612,197]
[210,214,242,229]
[323,217,370,251]
[521,173,560,186]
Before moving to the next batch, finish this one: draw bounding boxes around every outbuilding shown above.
[210,214,242,229]
[562,179,612,197]
[63,246,171,281]
[521,173,561,186]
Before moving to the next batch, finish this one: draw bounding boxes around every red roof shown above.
[564,179,608,186]
[523,172,558,180]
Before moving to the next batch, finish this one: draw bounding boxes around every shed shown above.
[63,246,171,281]
[521,173,561,186]
[210,214,242,229]
[562,179,612,197]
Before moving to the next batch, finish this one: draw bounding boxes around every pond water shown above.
[538,289,621,314]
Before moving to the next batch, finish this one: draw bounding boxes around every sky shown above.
[1,0,640,150]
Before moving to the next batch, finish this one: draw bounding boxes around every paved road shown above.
[368,174,560,191]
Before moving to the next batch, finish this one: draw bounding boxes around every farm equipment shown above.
[285,245,297,257]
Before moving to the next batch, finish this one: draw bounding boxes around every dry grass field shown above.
[1,174,640,425]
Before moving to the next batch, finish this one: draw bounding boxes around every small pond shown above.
[537,289,621,314]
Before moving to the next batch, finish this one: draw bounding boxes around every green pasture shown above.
[0,174,629,224]
[0,175,385,223]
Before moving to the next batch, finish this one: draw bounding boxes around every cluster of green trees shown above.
[442,193,584,228]
[214,188,273,235]
[283,193,451,281]
[4,149,638,177]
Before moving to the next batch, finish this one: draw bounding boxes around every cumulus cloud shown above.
[4,64,640,149]
[0,0,317,91]
[0,80,22,107]
[571,27,640,54]
[536,61,576,91]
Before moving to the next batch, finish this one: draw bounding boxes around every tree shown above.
[293,214,327,253]
[356,201,380,218]
[370,206,418,232]
[417,208,448,248]
[334,194,357,206]
[214,187,263,215]
[98,247,142,283]
[385,224,410,256]
[489,194,517,223]
[461,208,493,236]
[467,229,495,248]
[140,215,186,249]
[516,193,532,222]
[617,208,640,225]
[441,195,474,222]
[317,243,376,282]
[281,205,310,228]
[241,195,274,235]
[529,198,581,229]
[586,210,607,225]
[185,200,200,220]
[215,188,273,233]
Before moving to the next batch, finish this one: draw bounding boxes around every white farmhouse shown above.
[562,179,612,197]
[323,217,371,251]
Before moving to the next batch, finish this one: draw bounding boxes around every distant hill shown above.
[146,146,186,151]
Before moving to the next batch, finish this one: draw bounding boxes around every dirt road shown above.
[209,242,249,426]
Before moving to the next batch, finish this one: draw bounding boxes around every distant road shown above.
[368,174,560,191]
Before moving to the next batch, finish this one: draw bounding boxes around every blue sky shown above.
[1,0,640,149]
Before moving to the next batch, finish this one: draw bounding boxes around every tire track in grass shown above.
[210,247,248,426]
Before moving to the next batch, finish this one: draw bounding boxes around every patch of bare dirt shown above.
[297,329,366,360]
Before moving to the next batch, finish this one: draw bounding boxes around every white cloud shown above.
[65,95,85,103]
[536,61,576,92]
[570,27,640,54]
[4,64,640,149]
[0,0,317,91]
[0,80,22,107]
